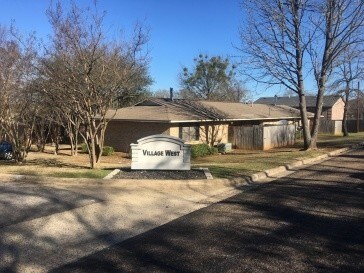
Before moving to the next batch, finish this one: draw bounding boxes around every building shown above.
[254,95,344,120]
[103,98,313,152]
[255,95,345,134]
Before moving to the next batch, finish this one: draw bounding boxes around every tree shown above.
[180,54,245,102]
[0,26,39,162]
[308,0,364,147]
[330,45,363,136]
[42,1,152,168]
[239,0,313,149]
[239,0,364,149]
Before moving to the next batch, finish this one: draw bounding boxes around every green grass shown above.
[50,170,111,179]
[193,150,325,179]
[193,132,364,179]
[307,132,364,148]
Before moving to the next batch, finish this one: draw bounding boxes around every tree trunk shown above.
[74,127,79,155]
[52,125,60,155]
[88,136,98,169]
[298,94,311,150]
[342,84,349,136]
[310,81,326,149]
[293,2,311,151]
[69,132,75,156]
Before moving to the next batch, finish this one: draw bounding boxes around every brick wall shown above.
[104,121,171,152]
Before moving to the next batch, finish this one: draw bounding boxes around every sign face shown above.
[130,134,191,170]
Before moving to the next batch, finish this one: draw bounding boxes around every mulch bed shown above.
[113,168,206,180]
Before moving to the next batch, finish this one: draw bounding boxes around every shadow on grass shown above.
[24,158,84,169]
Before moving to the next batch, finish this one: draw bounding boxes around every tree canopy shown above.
[180,54,246,102]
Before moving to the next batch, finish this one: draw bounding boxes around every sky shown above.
[0,0,279,99]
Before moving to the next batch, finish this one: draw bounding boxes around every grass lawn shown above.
[0,133,362,179]
[193,132,364,179]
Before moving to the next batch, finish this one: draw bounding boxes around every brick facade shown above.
[104,121,170,152]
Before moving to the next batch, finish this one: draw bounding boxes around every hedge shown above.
[191,143,218,158]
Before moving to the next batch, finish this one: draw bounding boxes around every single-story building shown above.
[255,95,345,134]
[104,98,313,152]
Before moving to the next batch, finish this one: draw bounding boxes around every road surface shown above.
[53,148,364,273]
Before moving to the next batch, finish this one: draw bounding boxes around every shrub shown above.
[80,143,114,156]
[81,143,88,153]
[191,143,218,158]
[102,146,114,156]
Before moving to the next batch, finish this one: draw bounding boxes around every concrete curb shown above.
[103,168,120,179]
[200,167,214,180]
[249,143,363,183]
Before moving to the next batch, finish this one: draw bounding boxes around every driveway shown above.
[1,148,363,272]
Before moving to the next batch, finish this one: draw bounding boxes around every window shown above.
[179,126,200,141]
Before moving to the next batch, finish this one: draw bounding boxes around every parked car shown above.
[0,141,13,160]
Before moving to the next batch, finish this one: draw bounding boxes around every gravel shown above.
[113,168,207,180]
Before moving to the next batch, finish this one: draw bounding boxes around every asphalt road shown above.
[52,148,364,273]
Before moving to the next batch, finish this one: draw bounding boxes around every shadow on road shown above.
[50,149,364,273]
[1,149,363,272]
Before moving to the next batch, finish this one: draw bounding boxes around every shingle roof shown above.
[106,98,311,122]
[254,95,342,108]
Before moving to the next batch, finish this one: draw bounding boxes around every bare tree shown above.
[239,0,364,149]
[239,0,313,149]
[330,45,363,136]
[308,0,364,147]
[42,2,152,168]
[0,26,39,162]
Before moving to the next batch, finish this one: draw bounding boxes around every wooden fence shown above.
[318,120,342,135]
[228,124,295,150]
[318,119,364,134]
[228,125,263,150]
[347,120,364,132]
[263,124,295,149]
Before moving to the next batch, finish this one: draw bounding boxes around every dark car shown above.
[0,141,13,160]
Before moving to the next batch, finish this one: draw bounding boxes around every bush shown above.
[80,143,114,156]
[81,143,88,153]
[191,143,218,158]
[102,146,114,156]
